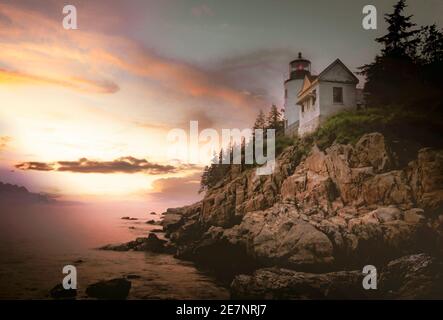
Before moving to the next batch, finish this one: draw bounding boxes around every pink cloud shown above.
[0,2,262,112]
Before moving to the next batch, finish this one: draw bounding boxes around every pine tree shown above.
[199,166,209,193]
[253,109,266,131]
[418,24,443,112]
[420,24,443,64]
[359,0,421,108]
[376,0,420,58]
[266,104,283,135]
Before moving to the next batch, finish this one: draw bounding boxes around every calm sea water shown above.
[0,201,229,299]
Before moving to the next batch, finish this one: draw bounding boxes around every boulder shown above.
[50,284,77,299]
[234,205,334,270]
[408,148,443,214]
[404,208,426,224]
[100,233,169,253]
[371,207,403,223]
[161,213,183,235]
[350,132,394,173]
[231,268,366,299]
[86,278,131,300]
[379,253,443,299]
[361,171,413,206]
[231,254,443,299]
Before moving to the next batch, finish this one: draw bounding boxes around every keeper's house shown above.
[284,53,362,136]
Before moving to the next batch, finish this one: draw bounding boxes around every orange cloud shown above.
[0,2,259,109]
[0,68,119,93]
[15,156,176,174]
[148,171,203,203]
[0,136,11,150]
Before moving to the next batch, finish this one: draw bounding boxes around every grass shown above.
[309,106,443,166]
[276,106,443,168]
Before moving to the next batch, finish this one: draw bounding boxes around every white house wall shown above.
[298,83,320,135]
[284,79,303,129]
[318,81,356,119]
[298,82,356,136]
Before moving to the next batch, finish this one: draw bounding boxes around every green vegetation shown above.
[311,107,443,166]
[275,134,297,156]
[313,107,438,149]
[200,105,286,192]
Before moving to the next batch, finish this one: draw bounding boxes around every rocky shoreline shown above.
[103,132,443,299]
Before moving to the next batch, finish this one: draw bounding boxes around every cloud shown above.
[98,43,259,109]
[0,68,119,94]
[0,10,12,26]
[214,48,301,106]
[0,136,11,150]
[15,156,187,175]
[219,48,298,71]
[15,161,54,171]
[0,2,261,110]
[191,4,214,17]
[148,171,203,202]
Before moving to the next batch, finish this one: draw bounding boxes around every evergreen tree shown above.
[199,165,209,193]
[253,109,266,131]
[419,24,443,112]
[420,24,443,64]
[266,104,284,135]
[376,0,420,58]
[359,0,421,108]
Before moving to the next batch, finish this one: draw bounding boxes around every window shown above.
[333,87,343,104]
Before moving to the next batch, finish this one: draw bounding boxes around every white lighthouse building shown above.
[284,54,360,137]
[284,52,312,136]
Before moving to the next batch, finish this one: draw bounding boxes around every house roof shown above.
[298,75,319,99]
[297,59,358,98]
[318,58,359,83]
[306,74,318,82]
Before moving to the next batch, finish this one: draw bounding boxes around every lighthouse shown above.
[284,52,311,135]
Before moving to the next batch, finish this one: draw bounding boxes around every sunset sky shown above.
[0,0,441,208]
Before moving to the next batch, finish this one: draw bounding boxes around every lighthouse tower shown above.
[284,52,311,135]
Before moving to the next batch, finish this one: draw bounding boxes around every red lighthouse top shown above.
[288,52,311,80]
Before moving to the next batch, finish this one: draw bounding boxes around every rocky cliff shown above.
[0,181,53,204]
[162,132,443,298]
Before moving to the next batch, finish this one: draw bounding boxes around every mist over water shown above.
[0,202,228,299]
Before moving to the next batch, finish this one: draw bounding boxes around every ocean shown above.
[0,201,228,299]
